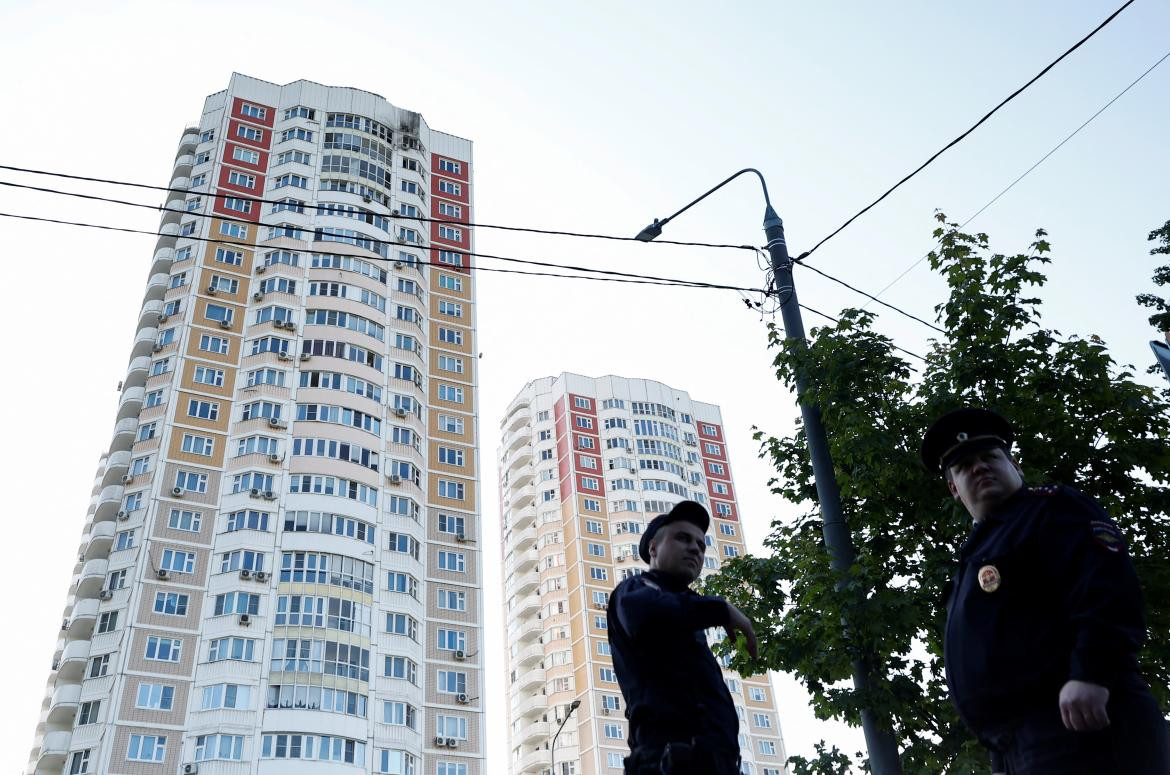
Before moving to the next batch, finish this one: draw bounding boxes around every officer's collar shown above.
[981,484,1029,524]
[645,568,694,592]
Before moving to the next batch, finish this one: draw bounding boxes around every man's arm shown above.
[614,579,729,642]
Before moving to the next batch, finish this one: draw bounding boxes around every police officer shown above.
[606,500,758,774]
[922,407,1170,774]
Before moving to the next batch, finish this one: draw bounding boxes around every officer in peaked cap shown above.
[923,407,1169,774]
[606,501,758,774]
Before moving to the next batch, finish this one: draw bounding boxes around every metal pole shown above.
[549,700,580,775]
[764,206,904,775]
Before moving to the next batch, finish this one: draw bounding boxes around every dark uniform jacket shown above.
[944,484,1146,735]
[607,569,739,754]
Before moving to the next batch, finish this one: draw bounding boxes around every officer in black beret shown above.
[923,407,1169,774]
[606,500,758,774]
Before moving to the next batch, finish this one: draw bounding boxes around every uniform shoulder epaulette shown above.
[1029,484,1061,496]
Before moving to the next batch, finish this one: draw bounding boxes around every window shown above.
[715,502,733,517]
[160,548,196,573]
[382,700,418,728]
[438,202,463,218]
[437,327,463,345]
[199,334,230,355]
[749,686,768,701]
[438,273,463,291]
[181,433,214,456]
[437,589,466,611]
[437,550,465,572]
[106,569,126,590]
[187,399,220,420]
[759,740,777,755]
[438,158,462,174]
[76,700,100,725]
[88,654,110,678]
[385,655,418,684]
[590,566,609,581]
[438,225,462,241]
[153,591,189,616]
[201,683,252,710]
[438,354,464,373]
[438,180,462,196]
[583,498,601,512]
[438,250,464,267]
[221,549,266,573]
[438,479,465,500]
[227,170,256,189]
[236,124,263,142]
[136,683,175,710]
[214,592,260,616]
[193,366,225,386]
[195,734,244,762]
[219,221,248,239]
[232,146,260,164]
[149,358,170,376]
[438,513,465,536]
[284,105,316,120]
[280,126,314,142]
[585,519,603,534]
[143,390,164,409]
[127,734,167,762]
[96,611,119,634]
[113,529,135,551]
[435,715,468,740]
[599,667,616,682]
[436,670,467,694]
[752,712,773,728]
[603,723,624,739]
[209,636,256,662]
[168,508,202,532]
[438,414,464,434]
[437,628,466,651]
[69,750,91,774]
[719,523,737,536]
[174,470,208,493]
[144,636,182,662]
[226,509,271,532]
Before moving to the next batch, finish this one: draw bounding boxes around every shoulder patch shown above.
[1030,484,1060,496]
[1090,520,1127,554]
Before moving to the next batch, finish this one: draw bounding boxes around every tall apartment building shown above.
[25,74,483,775]
[499,374,788,775]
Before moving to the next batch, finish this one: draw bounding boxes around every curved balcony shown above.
[173,153,195,175]
[511,467,535,490]
[84,520,115,560]
[36,730,71,771]
[138,298,165,330]
[151,244,176,275]
[130,326,158,359]
[177,130,199,154]
[514,549,539,574]
[519,719,550,747]
[517,667,546,693]
[47,684,80,725]
[68,598,100,636]
[109,416,139,453]
[160,199,186,226]
[509,483,536,509]
[143,272,169,302]
[506,444,533,473]
[124,355,150,391]
[513,524,538,552]
[516,692,547,720]
[116,386,144,420]
[76,558,108,598]
[511,572,539,598]
[505,424,530,453]
[58,640,90,681]
[511,593,540,623]
[101,450,131,487]
[517,748,548,774]
[512,507,536,531]
[516,641,544,668]
[94,484,124,521]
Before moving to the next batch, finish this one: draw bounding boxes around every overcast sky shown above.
[1,0,1167,770]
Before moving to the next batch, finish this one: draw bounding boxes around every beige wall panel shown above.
[160,463,221,506]
[178,359,237,397]
[428,378,476,414]
[426,543,479,584]
[172,392,231,433]
[428,321,473,356]
[183,330,240,366]
[151,500,215,545]
[107,724,176,775]
[166,428,227,467]
[126,628,196,677]
[117,675,192,724]
[427,440,477,478]
[429,268,472,300]
[135,584,205,630]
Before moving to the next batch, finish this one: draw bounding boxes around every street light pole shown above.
[636,170,903,775]
[549,699,581,775]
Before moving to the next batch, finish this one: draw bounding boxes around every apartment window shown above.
[583,498,601,512]
[577,435,596,450]
[236,124,263,142]
[387,572,419,599]
[438,414,464,434]
[437,589,466,611]
[160,548,196,574]
[385,655,418,684]
[232,146,260,164]
[438,355,464,373]
[274,173,309,189]
[587,543,606,557]
[438,180,462,196]
[214,592,260,616]
[749,686,768,701]
[69,750,91,774]
[437,327,463,345]
[284,105,316,120]
[179,221,197,237]
[195,734,244,762]
[181,433,214,456]
[759,740,777,756]
[193,366,225,386]
[153,591,189,616]
[438,250,463,267]
[599,667,616,683]
[201,683,252,710]
[114,529,135,551]
[87,654,110,678]
[220,221,248,239]
[437,273,463,291]
[187,399,220,420]
[168,508,202,532]
[106,569,127,590]
[437,479,465,500]
[76,700,100,725]
[386,612,418,640]
[127,734,167,762]
[438,158,462,174]
[143,389,164,409]
[590,567,609,581]
[190,173,207,187]
[437,446,465,467]
[199,334,230,355]
[603,723,624,739]
[136,683,175,710]
[752,712,773,728]
[221,549,265,573]
[280,127,314,142]
[174,470,208,493]
[436,670,467,694]
[148,358,170,376]
[719,523,737,536]
[383,700,418,728]
[437,550,465,572]
[227,170,256,189]
[438,225,462,241]
[144,636,182,662]
[435,715,468,740]
[437,628,466,651]
[209,636,256,662]
[715,502,733,517]
[438,513,465,535]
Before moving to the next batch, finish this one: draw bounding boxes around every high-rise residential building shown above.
[499,374,788,775]
[25,73,483,775]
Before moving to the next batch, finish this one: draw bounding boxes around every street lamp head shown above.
[569,699,581,710]
[634,219,663,242]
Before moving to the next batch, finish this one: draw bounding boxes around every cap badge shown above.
[956,432,969,442]
[977,564,1001,593]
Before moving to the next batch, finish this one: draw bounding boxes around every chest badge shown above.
[977,564,1001,593]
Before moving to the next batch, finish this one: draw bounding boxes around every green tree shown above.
[703,214,1170,774]
[1137,219,1170,337]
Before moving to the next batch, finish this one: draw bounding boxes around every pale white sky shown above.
[1,0,1167,771]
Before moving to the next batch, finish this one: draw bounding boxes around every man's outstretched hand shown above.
[725,602,758,660]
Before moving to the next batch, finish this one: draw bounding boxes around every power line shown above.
[795,303,927,363]
[0,163,755,252]
[865,46,1170,304]
[795,0,1136,264]
[794,261,946,334]
[0,209,764,293]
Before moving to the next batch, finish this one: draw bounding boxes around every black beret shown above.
[638,500,710,563]
[921,407,1015,474]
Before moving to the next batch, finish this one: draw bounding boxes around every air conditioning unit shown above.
[218,319,232,329]
[249,488,261,497]
[239,569,253,580]
[276,351,291,361]
[685,440,697,447]
[255,571,270,583]
[387,475,402,485]
[593,601,606,610]
[116,510,129,521]
[453,649,466,661]
[455,531,469,543]
[617,555,628,563]
[445,738,458,748]
[362,195,372,203]
[602,707,611,715]
[393,261,405,269]
[98,589,113,601]
[283,321,296,331]
[171,487,184,497]
[151,343,163,353]
[183,763,199,775]
[253,292,264,301]
[456,693,469,704]
[157,568,170,580]
[267,417,283,428]
[256,264,267,274]
[432,736,445,747]
[299,353,311,361]
[206,285,218,296]
[238,613,251,626]
[263,490,277,500]
[629,468,637,474]
[267,453,282,463]
[393,407,407,418]
[121,474,133,484]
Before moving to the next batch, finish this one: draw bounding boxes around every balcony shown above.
[173,154,195,176]
[76,558,108,598]
[515,692,547,720]
[511,593,540,623]
[517,668,546,693]
[177,130,199,154]
[84,520,115,560]
[170,176,191,192]
[58,640,90,681]
[116,386,144,420]
[519,720,550,747]
[513,524,538,551]
[514,548,539,573]
[518,748,549,774]
[94,484,123,521]
[35,730,71,772]
[160,198,186,226]
[509,483,536,509]
[138,298,165,331]
[506,444,533,473]
[512,507,537,531]
[109,416,139,452]
[46,684,80,725]
[130,326,158,359]
[101,450,131,487]
[516,641,544,668]
[124,355,150,391]
[143,272,169,302]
